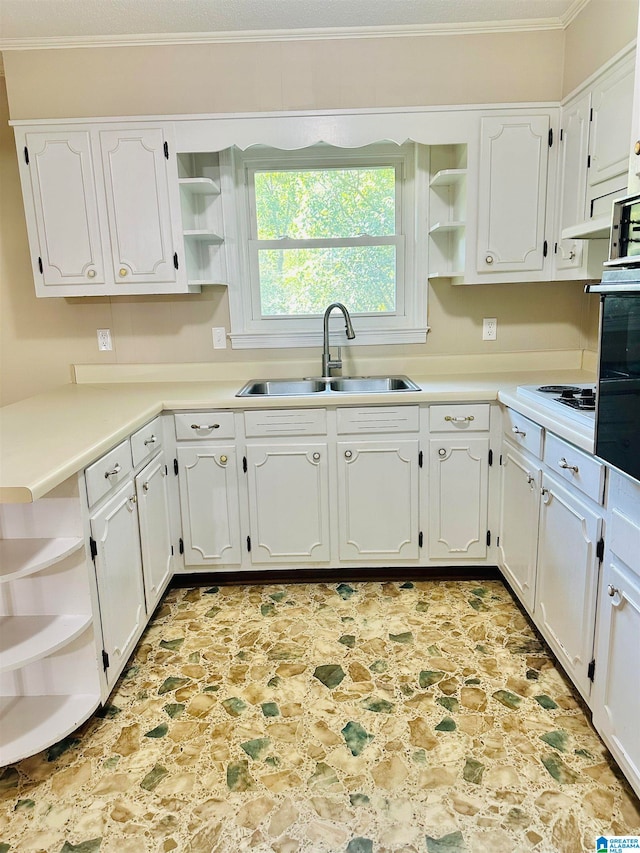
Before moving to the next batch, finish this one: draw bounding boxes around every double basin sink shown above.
[236,375,420,397]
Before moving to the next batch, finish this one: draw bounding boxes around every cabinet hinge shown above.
[486,530,491,547]
[488,448,493,467]
[247,535,252,552]
[165,464,168,476]
[171,545,174,556]
[164,140,169,159]
[543,240,548,258]
[418,531,423,548]
[102,650,110,671]
[587,154,591,169]
[173,458,179,475]
[179,537,184,555]
[243,456,247,473]
[596,537,605,562]
[590,107,593,121]
[418,450,423,468]
[499,453,503,466]
[89,536,97,561]
[548,128,553,148]
[497,535,500,547]
[554,242,558,254]
[588,659,595,682]
[173,252,179,270]
[24,146,30,165]
[560,128,564,142]
[38,257,43,274]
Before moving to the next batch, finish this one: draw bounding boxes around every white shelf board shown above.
[0,615,93,673]
[183,230,224,242]
[187,279,229,287]
[0,693,100,766]
[429,221,465,234]
[0,537,84,583]
[430,168,467,188]
[428,271,464,279]
[561,214,611,240]
[179,177,220,195]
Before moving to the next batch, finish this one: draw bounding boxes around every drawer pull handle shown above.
[219,455,228,465]
[191,423,220,430]
[344,450,353,459]
[558,457,579,473]
[144,435,157,446]
[541,486,551,504]
[607,584,618,597]
[104,463,121,479]
[512,426,526,437]
[312,452,321,461]
[444,415,475,423]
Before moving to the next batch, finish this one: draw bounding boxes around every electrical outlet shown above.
[97,329,112,351]
[212,327,227,349]
[482,318,497,341]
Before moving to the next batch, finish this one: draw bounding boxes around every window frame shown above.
[224,142,428,349]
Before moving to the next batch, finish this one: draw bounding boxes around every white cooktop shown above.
[516,383,597,428]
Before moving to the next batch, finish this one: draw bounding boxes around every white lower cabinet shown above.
[177,445,242,566]
[498,442,541,613]
[535,472,602,701]
[90,480,147,690]
[246,443,331,563]
[337,440,420,561]
[591,471,640,799]
[135,451,173,613]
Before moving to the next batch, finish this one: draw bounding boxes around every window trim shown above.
[223,142,428,349]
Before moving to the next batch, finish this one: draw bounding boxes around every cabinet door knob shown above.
[129,494,137,505]
[558,457,579,473]
[526,473,535,484]
[142,481,150,492]
[143,435,157,446]
[607,584,618,597]
[635,140,640,156]
[512,426,526,437]
[119,268,128,277]
[438,448,447,457]
[219,455,228,464]
[87,268,96,279]
[344,450,353,459]
[312,452,321,461]
[104,463,121,479]
[485,254,494,264]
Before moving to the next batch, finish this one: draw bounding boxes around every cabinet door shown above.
[554,93,591,274]
[337,440,420,561]
[177,445,241,566]
[587,55,635,200]
[498,443,540,613]
[535,473,602,700]
[477,115,550,275]
[23,130,104,290]
[592,556,640,799]
[99,128,179,286]
[246,443,330,564]
[428,437,488,560]
[135,452,173,613]
[90,481,146,689]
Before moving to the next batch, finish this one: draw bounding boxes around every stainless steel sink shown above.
[236,375,420,397]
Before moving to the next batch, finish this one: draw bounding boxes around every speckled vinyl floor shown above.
[1,579,639,853]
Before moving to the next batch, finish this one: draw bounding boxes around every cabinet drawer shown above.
[131,416,162,467]
[430,404,490,432]
[543,432,605,504]
[244,409,327,437]
[336,406,419,434]
[175,412,235,441]
[85,440,133,508]
[502,407,543,458]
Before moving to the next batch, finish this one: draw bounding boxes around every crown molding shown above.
[561,0,593,27]
[0,16,576,52]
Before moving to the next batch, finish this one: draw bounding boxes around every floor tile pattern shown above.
[1,579,639,852]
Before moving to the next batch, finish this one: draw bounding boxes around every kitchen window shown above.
[225,142,428,348]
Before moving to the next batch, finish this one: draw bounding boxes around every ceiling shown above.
[0,0,589,49]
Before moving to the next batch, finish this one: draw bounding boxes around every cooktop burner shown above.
[516,383,597,426]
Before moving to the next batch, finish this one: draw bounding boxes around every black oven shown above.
[586,267,640,481]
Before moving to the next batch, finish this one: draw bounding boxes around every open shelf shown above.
[0,693,100,766]
[183,230,224,242]
[428,271,465,280]
[561,214,611,240]
[0,615,93,673]
[429,221,465,234]
[0,537,84,583]
[430,168,467,188]
[179,176,220,195]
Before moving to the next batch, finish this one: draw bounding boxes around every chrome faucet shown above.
[322,302,355,377]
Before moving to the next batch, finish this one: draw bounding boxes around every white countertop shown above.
[0,368,596,503]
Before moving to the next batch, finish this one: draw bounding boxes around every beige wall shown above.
[2,6,631,405]
[563,0,638,96]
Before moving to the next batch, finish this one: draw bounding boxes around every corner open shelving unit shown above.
[177,153,228,288]
[0,478,101,766]
[427,147,467,281]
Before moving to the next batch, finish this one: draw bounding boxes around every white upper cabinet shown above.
[99,128,182,288]
[476,114,552,278]
[15,122,193,297]
[22,130,105,290]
